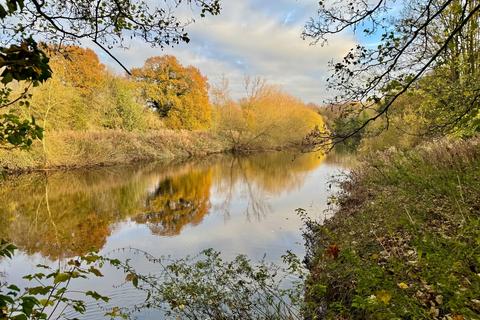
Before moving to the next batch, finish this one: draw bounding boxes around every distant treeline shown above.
[1,46,324,170]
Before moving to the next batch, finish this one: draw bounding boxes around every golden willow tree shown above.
[212,79,325,150]
[131,55,212,130]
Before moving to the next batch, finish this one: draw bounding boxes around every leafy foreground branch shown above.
[1,243,308,319]
[304,138,480,319]
[109,248,306,319]
[0,246,115,320]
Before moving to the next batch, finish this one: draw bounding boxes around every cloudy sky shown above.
[95,0,357,104]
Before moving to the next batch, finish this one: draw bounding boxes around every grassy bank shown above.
[0,128,317,172]
[0,129,228,172]
[304,138,480,319]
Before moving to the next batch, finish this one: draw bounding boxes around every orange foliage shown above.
[131,55,212,130]
[134,168,212,236]
[48,46,106,93]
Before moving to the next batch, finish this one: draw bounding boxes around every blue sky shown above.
[96,0,357,103]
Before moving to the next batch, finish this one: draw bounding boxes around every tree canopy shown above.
[0,0,220,72]
[131,55,212,130]
[304,0,480,144]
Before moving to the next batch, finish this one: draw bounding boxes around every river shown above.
[0,150,348,319]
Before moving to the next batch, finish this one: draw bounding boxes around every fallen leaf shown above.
[326,244,340,259]
[376,290,392,305]
[397,282,409,289]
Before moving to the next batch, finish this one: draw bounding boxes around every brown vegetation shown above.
[0,129,227,172]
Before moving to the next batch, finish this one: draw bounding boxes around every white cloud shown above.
[95,0,356,103]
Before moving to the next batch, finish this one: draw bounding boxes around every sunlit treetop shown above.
[131,55,212,130]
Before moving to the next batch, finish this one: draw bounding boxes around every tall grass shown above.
[0,129,227,171]
[304,137,480,319]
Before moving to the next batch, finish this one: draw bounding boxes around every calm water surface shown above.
[0,151,348,319]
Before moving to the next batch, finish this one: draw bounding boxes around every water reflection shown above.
[135,168,212,236]
[0,151,326,259]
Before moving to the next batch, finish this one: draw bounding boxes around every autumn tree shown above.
[131,55,212,130]
[23,46,107,131]
[0,0,221,147]
[213,79,324,150]
[13,45,159,138]
[48,46,106,95]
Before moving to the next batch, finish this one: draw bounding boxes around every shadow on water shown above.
[0,150,328,260]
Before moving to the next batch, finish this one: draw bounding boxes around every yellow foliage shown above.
[397,282,409,289]
[16,46,162,133]
[134,168,212,236]
[2,47,328,169]
[215,85,325,149]
[0,149,326,258]
[48,46,106,94]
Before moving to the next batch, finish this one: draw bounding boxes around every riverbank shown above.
[0,129,230,173]
[304,138,480,319]
[0,129,318,174]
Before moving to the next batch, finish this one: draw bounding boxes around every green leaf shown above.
[88,266,103,277]
[72,300,86,313]
[1,72,13,84]
[0,5,8,18]
[21,296,39,316]
[53,273,70,284]
[7,284,20,292]
[108,258,121,266]
[27,286,53,295]
[86,291,110,302]
[82,254,100,264]
[0,239,16,258]
[0,294,15,305]
[39,299,54,307]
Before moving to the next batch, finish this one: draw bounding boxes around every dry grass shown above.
[0,129,228,172]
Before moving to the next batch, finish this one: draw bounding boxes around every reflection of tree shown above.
[215,151,325,194]
[213,151,325,220]
[323,150,358,169]
[238,158,272,221]
[212,155,272,221]
[133,169,212,236]
[0,151,325,259]
[0,172,121,259]
[0,163,203,259]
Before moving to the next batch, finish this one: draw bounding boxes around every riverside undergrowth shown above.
[304,138,480,319]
